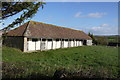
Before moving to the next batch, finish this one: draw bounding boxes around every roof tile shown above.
[6,21,92,40]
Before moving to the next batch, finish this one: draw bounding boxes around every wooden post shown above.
[51,39,53,49]
[35,41,36,50]
[40,38,42,51]
[68,39,70,47]
[63,39,64,48]
[73,39,74,47]
[76,39,77,46]
[55,39,57,49]
[60,39,62,48]
[45,39,47,50]
[27,38,29,51]
[69,39,71,47]
[47,39,48,50]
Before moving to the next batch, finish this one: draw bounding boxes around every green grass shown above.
[2,46,119,78]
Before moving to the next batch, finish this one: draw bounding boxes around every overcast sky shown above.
[1,2,118,35]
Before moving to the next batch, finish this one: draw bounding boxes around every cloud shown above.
[77,24,118,35]
[100,24,109,27]
[87,12,107,18]
[74,12,82,18]
[112,18,118,22]
[89,24,109,31]
[45,0,119,2]
[74,12,107,18]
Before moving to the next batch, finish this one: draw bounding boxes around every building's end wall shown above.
[3,36,24,51]
[86,40,92,46]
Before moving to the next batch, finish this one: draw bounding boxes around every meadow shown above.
[2,46,119,79]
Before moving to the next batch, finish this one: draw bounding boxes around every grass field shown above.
[2,46,119,79]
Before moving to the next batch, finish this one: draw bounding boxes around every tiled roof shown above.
[5,21,92,40]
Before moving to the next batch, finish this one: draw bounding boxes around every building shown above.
[3,21,92,52]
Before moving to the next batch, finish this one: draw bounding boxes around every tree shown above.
[1,1,46,31]
[88,32,97,45]
[96,37,108,45]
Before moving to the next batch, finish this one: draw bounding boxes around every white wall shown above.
[36,41,40,50]
[64,40,68,48]
[53,40,56,49]
[77,41,79,46]
[74,41,77,47]
[86,40,92,46]
[41,41,46,50]
[47,41,52,50]
[61,41,64,48]
[79,41,83,46]
[27,38,88,52]
[28,40,35,51]
[71,41,74,47]
[28,39,46,51]
[56,41,61,49]
[68,41,71,47]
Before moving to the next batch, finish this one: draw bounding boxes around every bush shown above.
[96,37,108,45]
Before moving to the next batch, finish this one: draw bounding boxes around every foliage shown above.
[1,2,46,31]
[2,46,119,79]
[96,37,108,45]
[88,32,97,45]
[95,35,118,43]
[94,35,119,46]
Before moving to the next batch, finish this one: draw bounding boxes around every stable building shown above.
[3,21,92,52]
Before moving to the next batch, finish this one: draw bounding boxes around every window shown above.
[48,39,52,41]
[56,39,59,41]
[42,39,46,41]
[65,39,68,41]
[69,39,72,41]
[76,39,79,41]
[32,38,38,42]
[62,39,64,41]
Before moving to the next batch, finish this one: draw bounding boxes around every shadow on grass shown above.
[2,62,119,80]
[2,74,119,80]
[2,69,119,80]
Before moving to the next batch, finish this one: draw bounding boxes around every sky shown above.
[1,2,118,35]
[1,0,120,2]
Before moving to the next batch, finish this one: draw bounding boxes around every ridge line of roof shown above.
[22,21,30,36]
[5,22,28,36]
[29,20,84,33]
